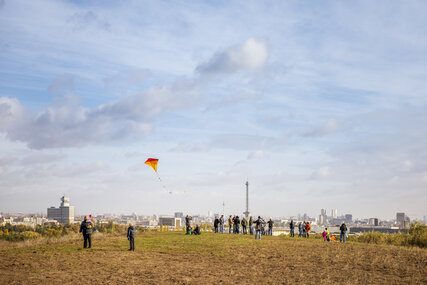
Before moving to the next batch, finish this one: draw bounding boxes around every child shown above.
[187,225,192,235]
[322,230,328,241]
[127,223,136,251]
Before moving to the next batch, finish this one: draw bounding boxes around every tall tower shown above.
[243,181,250,218]
[61,196,70,207]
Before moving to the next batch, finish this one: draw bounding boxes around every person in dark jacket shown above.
[127,223,136,251]
[193,224,201,235]
[340,223,347,243]
[185,215,192,235]
[219,215,224,233]
[235,216,241,234]
[254,216,264,240]
[267,218,274,236]
[214,216,219,233]
[241,217,247,234]
[289,220,295,237]
[79,216,93,248]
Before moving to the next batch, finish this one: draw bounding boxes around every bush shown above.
[408,222,427,248]
[352,222,427,248]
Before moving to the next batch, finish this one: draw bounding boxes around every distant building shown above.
[369,218,379,226]
[345,214,353,223]
[396,212,406,228]
[47,196,74,224]
[174,212,184,219]
[331,209,338,219]
[158,217,181,227]
[319,209,327,225]
[319,215,324,225]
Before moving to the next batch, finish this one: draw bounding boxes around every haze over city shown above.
[0,0,426,220]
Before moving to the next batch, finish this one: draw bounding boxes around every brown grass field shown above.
[0,231,426,284]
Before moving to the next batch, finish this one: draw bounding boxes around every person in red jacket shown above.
[305,222,311,238]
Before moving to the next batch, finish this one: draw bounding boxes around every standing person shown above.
[261,221,266,235]
[79,216,93,248]
[289,220,295,237]
[241,217,247,234]
[228,215,233,234]
[298,222,303,237]
[302,221,307,237]
[254,216,263,240]
[214,216,219,233]
[219,215,224,233]
[235,216,241,234]
[340,222,347,243]
[127,223,136,251]
[267,218,274,236]
[185,215,192,235]
[305,222,311,238]
[249,216,254,235]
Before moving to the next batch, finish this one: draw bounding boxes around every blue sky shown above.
[0,0,426,220]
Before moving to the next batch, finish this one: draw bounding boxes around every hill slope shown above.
[1,232,426,284]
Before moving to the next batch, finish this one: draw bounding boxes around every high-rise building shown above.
[345,214,353,223]
[47,196,74,224]
[396,212,405,227]
[174,212,184,219]
[331,209,338,219]
[319,209,327,225]
[369,218,379,226]
[319,215,324,225]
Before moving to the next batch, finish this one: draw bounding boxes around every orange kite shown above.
[145,158,159,172]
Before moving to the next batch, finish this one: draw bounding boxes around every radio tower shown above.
[243,181,250,218]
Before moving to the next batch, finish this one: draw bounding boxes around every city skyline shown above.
[1,1,427,219]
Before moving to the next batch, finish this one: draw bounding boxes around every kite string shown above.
[156,171,170,193]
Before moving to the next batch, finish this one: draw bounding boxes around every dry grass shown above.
[0,232,426,284]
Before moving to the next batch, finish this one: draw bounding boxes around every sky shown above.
[0,0,426,220]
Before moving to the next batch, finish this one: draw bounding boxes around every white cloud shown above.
[299,119,341,138]
[0,97,27,129]
[21,153,66,165]
[196,38,268,74]
[310,166,331,179]
[0,79,201,149]
[248,150,264,159]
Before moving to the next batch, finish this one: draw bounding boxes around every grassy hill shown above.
[0,232,426,284]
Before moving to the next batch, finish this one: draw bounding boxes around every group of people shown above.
[185,215,201,235]
[210,215,275,239]
[79,215,350,251]
[322,223,348,243]
[292,220,311,238]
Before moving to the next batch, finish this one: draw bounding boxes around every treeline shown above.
[0,223,80,241]
[352,222,427,248]
[0,221,181,242]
